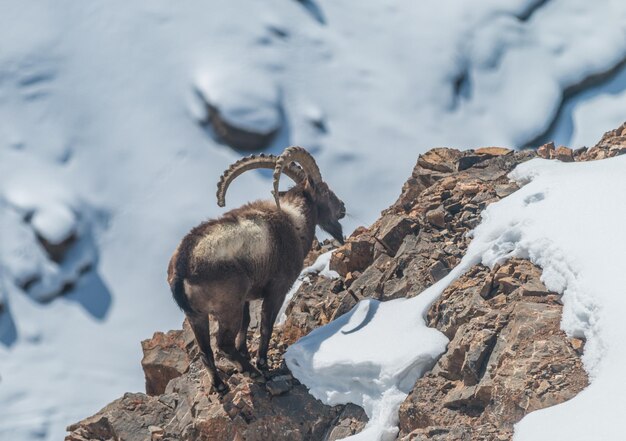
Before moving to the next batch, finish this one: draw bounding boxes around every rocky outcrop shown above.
[537,122,626,162]
[67,124,626,441]
[283,146,533,344]
[192,75,283,152]
[67,320,367,441]
[397,259,587,440]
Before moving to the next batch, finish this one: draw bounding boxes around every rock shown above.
[282,274,342,344]
[520,279,550,297]
[68,326,367,441]
[376,215,418,256]
[457,147,511,171]
[570,337,585,355]
[457,181,481,195]
[141,327,192,395]
[37,232,78,264]
[193,73,282,151]
[555,146,574,162]
[70,124,626,441]
[426,206,446,228]
[330,237,375,276]
[474,147,511,156]
[325,404,368,441]
[578,122,626,161]
[303,238,342,267]
[457,155,486,171]
[429,260,449,283]
[149,425,165,441]
[266,379,292,396]
[65,393,174,441]
[537,141,555,159]
[494,182,519,198]
[417,148,463,173]
[398,259,588,440]
[440,177,457,190]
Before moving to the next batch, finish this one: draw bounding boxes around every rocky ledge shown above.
[66,124,626,441]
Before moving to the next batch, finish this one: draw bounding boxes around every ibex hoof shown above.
[243,370,265,383]
[214,381,228,394]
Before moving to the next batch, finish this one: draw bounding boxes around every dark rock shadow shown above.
[341,300,380,335]
[0,268,112,347]
[0,305,18,347]
[64,269,112,321]
[524,56,626,148]
[286,299,382,371]
[297,0,327,25]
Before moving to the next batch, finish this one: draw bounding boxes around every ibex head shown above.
[216,146,345,244]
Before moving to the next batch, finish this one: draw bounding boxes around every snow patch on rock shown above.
[194,70,281,134]
[288,154,626,440]
[278,251,339,325]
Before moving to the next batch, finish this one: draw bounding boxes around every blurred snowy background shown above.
[1,1,625,439]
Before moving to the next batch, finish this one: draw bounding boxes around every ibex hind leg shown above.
[187,313,226,393]
[235,301,251,360]
[215,303,262,379]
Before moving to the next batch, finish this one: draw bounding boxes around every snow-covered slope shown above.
[2,1,626,440]
[287,154,626,440]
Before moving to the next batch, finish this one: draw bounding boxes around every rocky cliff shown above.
[66,124,626,441]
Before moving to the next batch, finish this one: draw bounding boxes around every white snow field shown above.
[288,154,626,440]
[2,0,626,440]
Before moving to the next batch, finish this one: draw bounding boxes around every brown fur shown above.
[168,178,344,392]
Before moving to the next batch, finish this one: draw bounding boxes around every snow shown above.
[288,155,626,440]
[0,179,97,303]
[285,239,482,439]
[194,70,282,134]
[571,88,626,147]
[277,250,339,325]
[30,206,77,246]
[496,157,626,440]
[1,0,626,440]
[286,294,449,441]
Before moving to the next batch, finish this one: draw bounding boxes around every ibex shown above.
[167,147,345,392]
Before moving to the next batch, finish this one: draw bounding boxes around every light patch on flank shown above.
[193,219,270,263]
[281,201,307,234]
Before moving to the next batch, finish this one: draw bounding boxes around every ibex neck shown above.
[280,187,317,260]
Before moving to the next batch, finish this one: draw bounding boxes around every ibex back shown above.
[167,147,345,392]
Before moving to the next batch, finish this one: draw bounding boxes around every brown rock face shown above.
[67,322,367,441]
[537,141,555,159]
[397,260,588,440]
[577,121,626,160]
[67,123,626,441]
[555,146,574,162]
[284,146,534,342]
[207,105,280,151]
[141,327,193,396]
[66,393,174,441]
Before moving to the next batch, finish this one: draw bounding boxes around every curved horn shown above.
[272,146,322,208]
[216,154,305,207]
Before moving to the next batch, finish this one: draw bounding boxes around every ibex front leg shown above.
[257,285,288,370]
